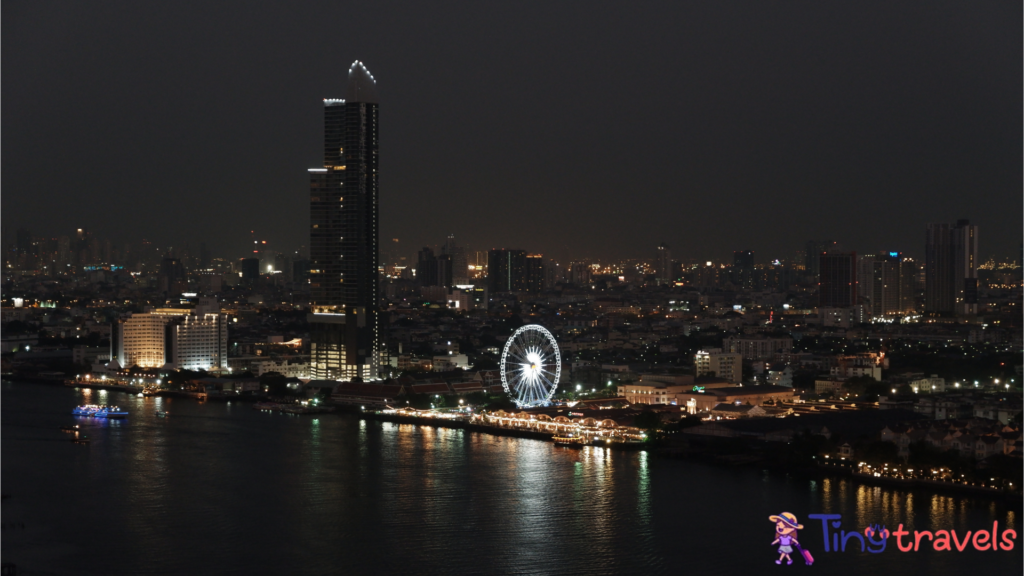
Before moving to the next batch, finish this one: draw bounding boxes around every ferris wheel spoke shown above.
[500,325,560,408]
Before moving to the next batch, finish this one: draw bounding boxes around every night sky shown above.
[3,1,1021,263]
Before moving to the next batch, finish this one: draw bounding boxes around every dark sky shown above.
[3,1,1021,264]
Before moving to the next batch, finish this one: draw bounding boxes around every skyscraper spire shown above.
[346,60,379,104]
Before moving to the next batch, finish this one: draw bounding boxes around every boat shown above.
[72,405,102,416]
[59,425,80,433]
[73,435,90,445]
[155,411,168,418]
[552,434,586,447]
[93,405,129,419]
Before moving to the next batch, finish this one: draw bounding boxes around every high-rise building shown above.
[239,258,260,282]
[525,254,545,293]
[925,220,978,316]
[488,249,527,293]
[569,261,591,286]
[443,235,468,285]
[308,61,381,381]
[417,247,437,286]
[656,243,673,285]
[868,251,916,317]
[733,250,754,289]
[819,252,857,308]
[158,257,186,294]
[805,240,839,278]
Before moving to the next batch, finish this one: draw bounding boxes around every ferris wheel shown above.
[500,324,561,408]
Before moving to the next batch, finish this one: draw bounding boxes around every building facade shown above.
[308,61,381,381]
[819,251,857,308]
[722,336,794,360]
[112,299,228,371]
[925,220,978,317]
[694,348,743,384]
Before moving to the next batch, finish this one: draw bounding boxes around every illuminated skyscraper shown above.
[308,61,380,381]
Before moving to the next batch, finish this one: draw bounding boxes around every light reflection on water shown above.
[1,382,1020,576]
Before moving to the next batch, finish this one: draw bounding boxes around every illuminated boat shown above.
[72,405,102,416]
[93,405,128,419]
[552,434,585,447]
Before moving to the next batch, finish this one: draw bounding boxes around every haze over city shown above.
[3,1,1021,262]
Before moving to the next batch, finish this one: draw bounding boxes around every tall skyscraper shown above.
[656,243,673,285]
[819,252,857,308]
[805,240,839,277]
[868,251,916,317]
[733,249,754,289]
[488,249,527,293]
[925,219,978,317]
[308,61,380,381]
[443,234,468,285]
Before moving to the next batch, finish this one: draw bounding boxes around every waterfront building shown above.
[111,298,228,370]
[675,385,797,414]
[308,61,381,381]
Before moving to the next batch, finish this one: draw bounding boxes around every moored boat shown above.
[552,434,585,447]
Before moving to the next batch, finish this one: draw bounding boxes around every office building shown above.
[308,61,381,381]
[488,249,527,293]
[443,235,468,285]
[819,252,857,308]
[925,220,978,316]
[656,243,673,285]
[525,254,545,293]
[240,258,260,282]
[112,299,227,371]
[695,349,743,384]
[868,251,915,317]
[733,249,754,289]
[723,336,794,360]
[805,240,838,277]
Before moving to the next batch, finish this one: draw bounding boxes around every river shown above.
[1,381,1020,575]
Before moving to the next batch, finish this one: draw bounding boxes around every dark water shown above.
[2,381,1021,576]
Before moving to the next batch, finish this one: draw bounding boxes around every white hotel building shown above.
[112,299,228,371]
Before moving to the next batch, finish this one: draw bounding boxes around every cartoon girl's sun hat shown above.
[769,512,804,530]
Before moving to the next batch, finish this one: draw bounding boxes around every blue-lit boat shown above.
[72,404,102,416]
[94,405,128,419]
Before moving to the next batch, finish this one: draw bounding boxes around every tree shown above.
[259,372,290,396]
[632,411,662,432]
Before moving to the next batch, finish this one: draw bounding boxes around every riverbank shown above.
[652,436,1022,502]
[339,408,647,449]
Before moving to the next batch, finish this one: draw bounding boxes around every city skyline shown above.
[3,2,1021,262]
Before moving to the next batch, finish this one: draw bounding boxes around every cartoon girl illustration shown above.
[769,512,807,565]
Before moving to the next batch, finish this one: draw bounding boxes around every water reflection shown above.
[1,384,1019,576]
